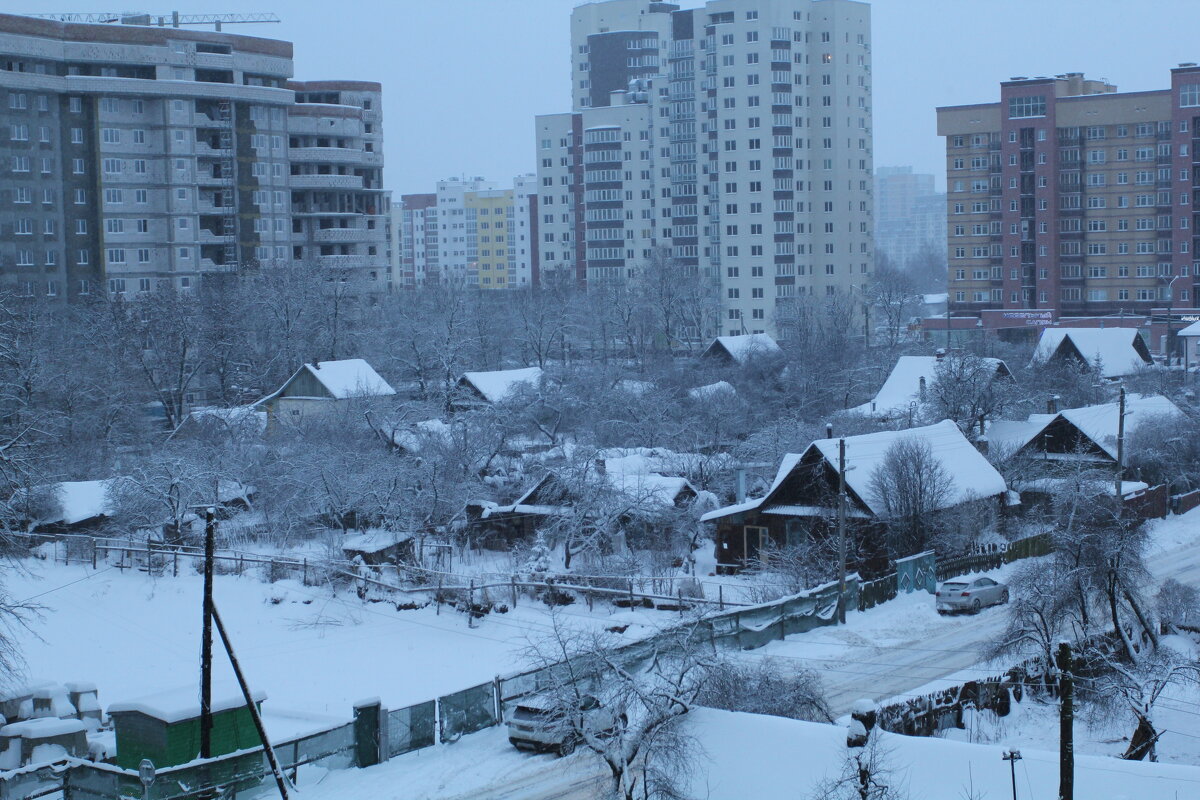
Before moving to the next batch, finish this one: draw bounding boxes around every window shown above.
[102,158,122,174]
[106,248,126,264]
[1008,95,1046,118]
[1181,84,1200,108]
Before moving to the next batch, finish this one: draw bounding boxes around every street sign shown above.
[139,758,156,788]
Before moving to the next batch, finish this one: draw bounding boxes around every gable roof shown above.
[851,355,1008,417]
[703,420,1006,522]
[306,359,395,399]
[701,333,782,365]
[261,359,395,404]
[458,367,543,404]
[1032,328,1152,378]
[1178,320,1200,338]
[10,479,118,526]
[983,414,1057,455]
[688,380,736,401]
[1058,393,1185,459]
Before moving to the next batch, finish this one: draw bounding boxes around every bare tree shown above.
[698,656,832,722]
[523,613,717,800]
[866,438,956,556]
[1086,647,1200,761]
[866,259,921,349]
[930,353,1018,435]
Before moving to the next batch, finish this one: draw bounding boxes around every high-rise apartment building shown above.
[0,13,386,300]
[537,0,873,336]
[396,175,538,289]
[874,166,944,268]
[288,81,390,286]
[936,67,1200,319]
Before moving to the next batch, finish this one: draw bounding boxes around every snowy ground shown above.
[272,708,1200,800]
[6,560,676,739]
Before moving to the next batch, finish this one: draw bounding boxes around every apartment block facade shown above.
[537,0,873,336]
[936,67,1200,319]
[396,175,537,289]
[874,166,944,268]
[0,13,386,300]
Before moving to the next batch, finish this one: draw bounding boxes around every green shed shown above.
[107,688,266,770]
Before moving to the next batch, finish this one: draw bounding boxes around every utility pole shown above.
[1114,385,1127,501]
[200,507,215,759]
[1002,749,1022,800]
[1057,642,1074,800]
[837,437,848,625]
[211,604,290,799]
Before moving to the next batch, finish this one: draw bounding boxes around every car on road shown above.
[506,694,622,756]
[936,576,1009,614]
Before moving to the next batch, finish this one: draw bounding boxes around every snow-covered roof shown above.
[391,419,452,452]
[1016,477,1149,497]
[108,686,266,724]
[703,420,1005,522]
[688,380,736,401]
[306,359,395,399]
[459,367,543,404]
[1177,320,1200,338]
[615,379,653,396]
[983,414,1057,455]
[923,293,949,305]
[1032,328,1151,378]
[701,333,782,364]
[0,718,86,739]
[10,479,118,526]
[851,355,1007,417]
[342,530,413,554]
[597,447,729,478]
[606,472,695,508]
[1059,394,1186,459]
[807,420,1006,515]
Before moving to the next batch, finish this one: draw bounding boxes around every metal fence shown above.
[384,701,436,759]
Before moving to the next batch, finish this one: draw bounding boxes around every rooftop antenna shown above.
[26,11,281,32]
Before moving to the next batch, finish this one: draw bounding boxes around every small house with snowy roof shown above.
[700,333,783,366]
[454,367,544,408]
[1032,328,1152,379]
[850,353,1011,421]
[985,394,1185,465]
[701,420,1007,573]
[256,359,395,429]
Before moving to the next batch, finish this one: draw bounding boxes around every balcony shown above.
[317,254,369,269]
[289,174,363,190]
[312,226,363,242]
[288,146,367,165]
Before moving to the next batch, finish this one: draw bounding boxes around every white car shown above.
[507,694,622,756]
[936,576,1009,614]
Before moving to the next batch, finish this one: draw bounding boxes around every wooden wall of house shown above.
[279,369,330,399]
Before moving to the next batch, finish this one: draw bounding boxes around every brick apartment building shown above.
[936,66,1200,338]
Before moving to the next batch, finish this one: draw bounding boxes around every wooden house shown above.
[986,394,1185,465]
[341,531,415,566]
[108,688,266,770]
[454,367,543,409]
[702,420,1007,573]
[700,333,782,366]
[257,359,395,430]
[850,353,1012,420]
[1032,328,1152,379]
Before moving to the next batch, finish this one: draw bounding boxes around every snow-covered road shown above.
[748,510,1200,717]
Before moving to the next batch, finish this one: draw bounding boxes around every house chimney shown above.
[1047,395,1060,414]
[826,422,833,439]
[919,376,927,401]
[935,348,946,361]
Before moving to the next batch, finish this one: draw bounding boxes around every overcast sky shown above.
[55,0,1200,194]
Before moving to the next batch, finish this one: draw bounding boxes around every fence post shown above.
[718,584,724,611]
[628,579,635,610]
[91,539,97,570]
[174,550,179,578]
[291,740,299,784]
[510,577,517,609]
[353,698,382,768]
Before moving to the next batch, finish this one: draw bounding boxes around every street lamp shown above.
[1161,274,1184,368]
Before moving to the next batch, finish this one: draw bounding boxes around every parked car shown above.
[506,693,621,756]
[936,576,1009,614]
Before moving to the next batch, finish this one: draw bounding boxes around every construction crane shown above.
[25,12,280,32]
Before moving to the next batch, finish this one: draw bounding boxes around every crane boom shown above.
[25,12,280,31]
